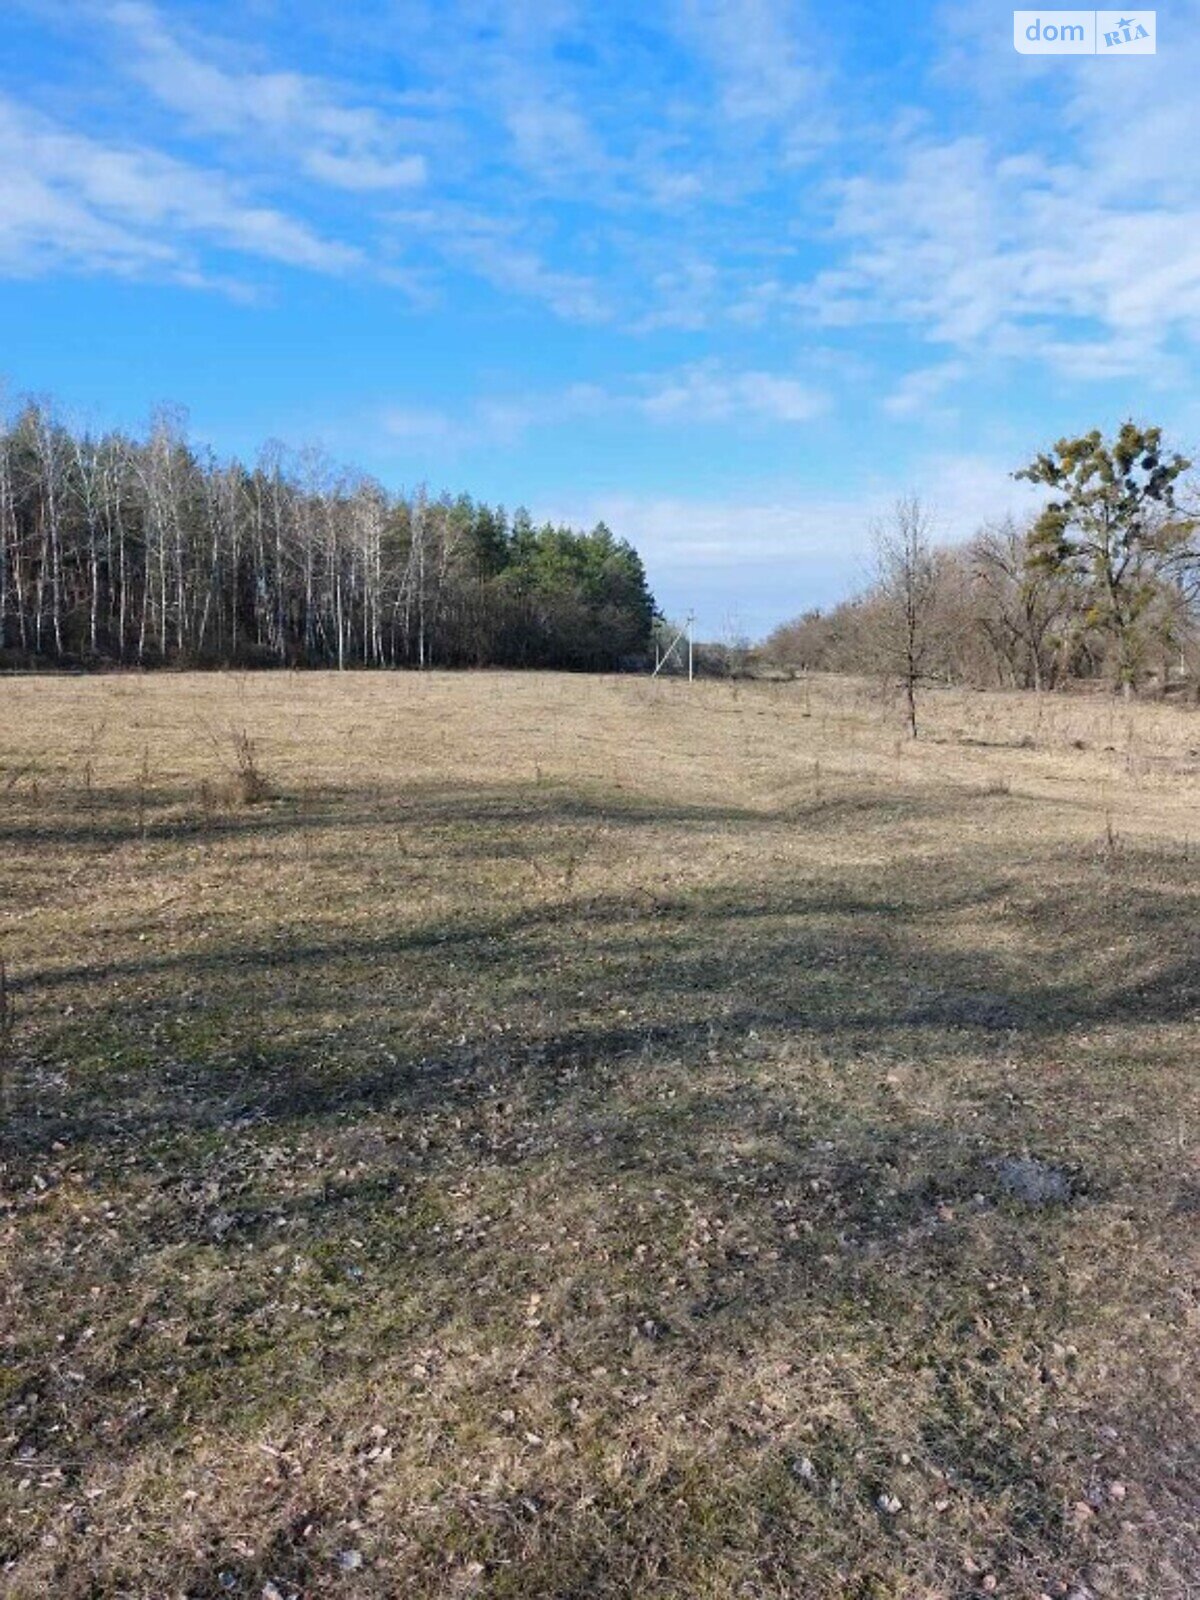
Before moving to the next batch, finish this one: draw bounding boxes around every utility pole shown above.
[651,612,697,681]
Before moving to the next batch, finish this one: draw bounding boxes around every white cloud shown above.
[379,397,548,453]
[799,46,1200,381]
[632,258,722,332]
[674,0,830,146]
[372,362,828,458]
[379,406,460,448]
[883,360,969,418]
[377,382,616,455]
[389,203,611,323]
[301,150,427,193]
[542,455,1043,635]
[504,99,612,190]
[0,92,361,283]
[4,0,1195,399]
[557,456,1035,574]
[639,362,827,423]
[106,1,428,193]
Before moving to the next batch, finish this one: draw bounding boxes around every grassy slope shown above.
[0,670,1197,1598]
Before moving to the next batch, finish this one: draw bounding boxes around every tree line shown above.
[0,399,656,672]
[763,425,1200,726]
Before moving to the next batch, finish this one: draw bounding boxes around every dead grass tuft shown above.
[227,727,274,806]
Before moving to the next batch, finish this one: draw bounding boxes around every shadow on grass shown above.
[0,771,1041,851]
[2,808,1198,1597]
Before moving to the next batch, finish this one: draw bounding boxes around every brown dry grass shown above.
[1,669,1198,1599]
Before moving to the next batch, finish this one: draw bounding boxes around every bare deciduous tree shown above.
[970,515,1075,691]
[872,495,939,738]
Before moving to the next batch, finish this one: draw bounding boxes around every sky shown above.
[2,0,1199,638]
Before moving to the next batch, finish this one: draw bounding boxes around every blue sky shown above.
[2,0,1198,637]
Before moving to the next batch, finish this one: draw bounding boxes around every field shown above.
[1,669,1198,1599]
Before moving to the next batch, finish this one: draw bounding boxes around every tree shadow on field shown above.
[0,994,1101,1485]
[9,827,1200,1084]
[3,813,1200,1598]
[6,991,1196,1596]
[0,771,1036,852]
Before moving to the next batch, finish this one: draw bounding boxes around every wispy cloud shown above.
[373,361,827,457]
[389,203,611,323]
[106,1,428,193]
[882,359,969,419]
[503,97,614,193]
[374,372,631,458]
[3,0,1198,545]
[672,0,831,151]
[557,454,1035,571]
[800,55,1200,382]
[544,453,1043,634]
[0,92,360,284]
[639,362,827,423]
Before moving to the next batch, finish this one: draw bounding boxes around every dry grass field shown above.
[1,669,1198,1599]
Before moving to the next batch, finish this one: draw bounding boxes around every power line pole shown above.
[651,612,697,680]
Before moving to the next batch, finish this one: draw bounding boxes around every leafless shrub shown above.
[1101,808,1124,859]
[228,729,272,806]
[197,723,275,808]
[519,820,605,908]
[76,718,107,804]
